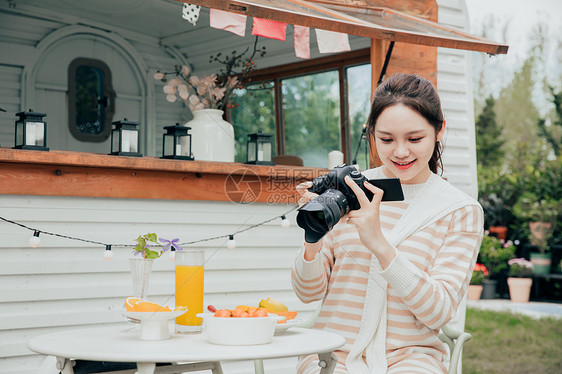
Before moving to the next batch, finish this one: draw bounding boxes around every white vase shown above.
[187,109,235,162]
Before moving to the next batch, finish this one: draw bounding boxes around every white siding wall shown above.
[0,1,477,372]
[0,8,184,157]
[0,195,307,373]
[437,0,479,199]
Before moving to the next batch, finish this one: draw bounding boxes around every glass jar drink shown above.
[175,249,205,333]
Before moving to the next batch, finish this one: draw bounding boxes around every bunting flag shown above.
[294,25,310,59]
[210,9,247,37]
[315,29,351,53]
[181,3,201,26]
[252,17,287,41]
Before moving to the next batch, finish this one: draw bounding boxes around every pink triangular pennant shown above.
[210,9,247,37]
[315,29,351,53]
[294,25,310,59]
[252,17,287,41]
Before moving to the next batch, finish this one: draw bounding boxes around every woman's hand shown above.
[296,181,317,208]
[344,176,396,268]
[296,181,324,260]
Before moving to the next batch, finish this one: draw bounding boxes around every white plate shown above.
[122,309,187,321]
[275,318,303,332]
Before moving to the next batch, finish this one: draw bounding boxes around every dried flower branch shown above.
[154,36,267,111]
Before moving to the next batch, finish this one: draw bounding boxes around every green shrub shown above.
[478,234,516,276]
[478,155,562,246]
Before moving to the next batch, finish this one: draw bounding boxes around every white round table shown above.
[28,325,345,374]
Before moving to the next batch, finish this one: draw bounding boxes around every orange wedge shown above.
[124,297,171,312]
[261,309,298,323]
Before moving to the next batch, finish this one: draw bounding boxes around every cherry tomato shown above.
[252,309,268,318]
[214,309,232,317]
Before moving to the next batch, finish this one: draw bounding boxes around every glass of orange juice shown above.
[175,249,205,334]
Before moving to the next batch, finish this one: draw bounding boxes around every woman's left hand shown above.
[344,176,395,267]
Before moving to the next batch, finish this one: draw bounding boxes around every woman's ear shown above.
[436,119,446,142]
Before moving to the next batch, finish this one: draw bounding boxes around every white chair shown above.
[439,325,472,374]
[254,296,471,374]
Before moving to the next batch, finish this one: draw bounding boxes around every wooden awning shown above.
[179,0,508,55]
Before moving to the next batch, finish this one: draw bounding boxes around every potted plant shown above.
[478,234,517,299]
[512,193,561,274]
[480,193,511,240]
[468,263,488,300]
[507,258,534,303]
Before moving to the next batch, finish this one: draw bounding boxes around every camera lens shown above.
[312,211,324,222]
[297,189,348,243]
[306,211,326,231]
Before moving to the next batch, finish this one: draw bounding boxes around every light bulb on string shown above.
[227,235,237,249]
[103,245,114,261]
[280,215,291,229]
[29,231,41,248]
[169,247,176,260]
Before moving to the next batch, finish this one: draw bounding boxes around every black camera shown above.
[296,164,373,243]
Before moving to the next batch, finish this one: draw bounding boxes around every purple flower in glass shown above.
[159,238,183,252]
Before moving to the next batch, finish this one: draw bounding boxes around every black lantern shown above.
[109,118,142,157]
[245,131,274,165]
[13,110,49,151]
[161,123,194,160]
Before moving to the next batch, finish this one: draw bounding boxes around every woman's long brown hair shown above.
[367,74,444,174]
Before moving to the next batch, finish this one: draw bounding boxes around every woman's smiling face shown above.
[374,103,445,184]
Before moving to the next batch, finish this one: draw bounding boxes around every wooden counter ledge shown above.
[0,148,328,203]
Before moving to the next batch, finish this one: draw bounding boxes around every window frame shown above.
[230,48,371,164]
[68,57,115,142]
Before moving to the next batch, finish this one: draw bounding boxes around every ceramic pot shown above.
[528,221,552,248]
[530,252,551,275]
[488,226,507,240]
[467,285,483,300]
[507,277,532,303]
[481,279,497,299]
[187,109,235,162]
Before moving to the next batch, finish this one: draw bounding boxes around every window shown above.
[68,58,115,142]
[230,83,276,163]
[347,64,372,170]
[230,49,372,169]
[283,71,341,167]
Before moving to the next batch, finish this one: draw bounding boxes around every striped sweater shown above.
[292,168,484,373]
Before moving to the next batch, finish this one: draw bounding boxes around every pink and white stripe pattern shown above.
[292,183,483,373]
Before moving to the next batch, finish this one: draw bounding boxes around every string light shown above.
[168,246,176,260]
[0,207,297,255]
[280,215,290,229]
[226,235,237,249]
[29,231,41,248]
[103,245,113,260]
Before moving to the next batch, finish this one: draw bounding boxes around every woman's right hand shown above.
[296,181,324,260]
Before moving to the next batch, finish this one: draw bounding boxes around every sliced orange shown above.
[261,308,297,323]
[124,296,171,312]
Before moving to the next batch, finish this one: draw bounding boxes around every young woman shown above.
[292,74,484,374]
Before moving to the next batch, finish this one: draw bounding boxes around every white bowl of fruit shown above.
[199,298,297,345]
